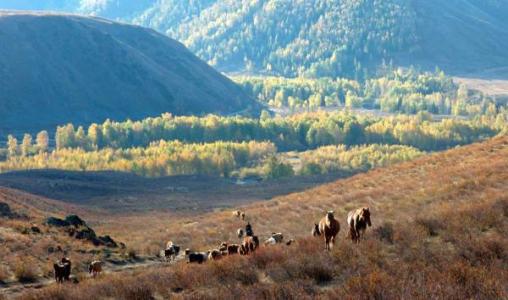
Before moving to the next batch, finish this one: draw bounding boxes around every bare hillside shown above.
[0,12,257,135]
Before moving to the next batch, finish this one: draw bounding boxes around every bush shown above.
[13,258,38,283]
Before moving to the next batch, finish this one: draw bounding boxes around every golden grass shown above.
[6,135,508,298]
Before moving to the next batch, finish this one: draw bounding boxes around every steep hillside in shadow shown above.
[0,12,256,134]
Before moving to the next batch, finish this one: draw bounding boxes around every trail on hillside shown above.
[0,256,181,297]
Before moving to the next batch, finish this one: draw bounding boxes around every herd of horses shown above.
[52,207,371,283]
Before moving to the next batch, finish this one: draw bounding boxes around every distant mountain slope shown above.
[0,12,256,134]
[2,0,508,78]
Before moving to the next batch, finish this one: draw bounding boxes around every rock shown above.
[45,217,70,227]
[97,235,118,248]
[0,202,15,218]
[73,226,97,241]
[30,225,41,234]
[65,215,87,227]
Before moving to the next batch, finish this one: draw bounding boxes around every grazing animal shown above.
[319,211,340,251]
[233,210,241,218]
[219,242,240,255]
[245,222,254,237]
[185,249,209,264]
[88,261,102,277]
[347,207,372,243]
[286,239,296,246]
[312,223,321,237]
[271,232,284,243]
[241,236,259,254]
[264,237,277,245]
[241,212,246,220]
[208,249,223,261]
[164,244,181,261]
[54,257,71,283]
[237,228,244,239]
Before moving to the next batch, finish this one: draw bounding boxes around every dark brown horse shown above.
[318,211,340,250]
[347,207,372,243]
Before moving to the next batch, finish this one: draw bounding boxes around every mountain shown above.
[0,11,256,134]
[5,0,506,78]
[138,0,508,78]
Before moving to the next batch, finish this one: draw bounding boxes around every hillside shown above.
[10,135,507,299]
[0,12,256,135]
[4,0,507,78]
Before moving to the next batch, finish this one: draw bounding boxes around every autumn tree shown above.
[36,130,49,153]
[21,134,33,157]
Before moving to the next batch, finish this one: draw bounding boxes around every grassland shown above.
[6,134,506,299]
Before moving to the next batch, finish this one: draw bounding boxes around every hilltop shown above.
[0,12,256,135]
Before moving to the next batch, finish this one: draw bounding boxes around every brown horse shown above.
[347,207,372,243]
[241,235,259,254]
[318,211,340,251]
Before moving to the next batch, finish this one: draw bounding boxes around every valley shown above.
[0,1,507,299]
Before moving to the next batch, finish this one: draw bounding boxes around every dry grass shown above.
[0,190,129,286]
[13,135,508,299]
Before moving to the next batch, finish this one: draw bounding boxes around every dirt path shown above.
[0,256,179,298]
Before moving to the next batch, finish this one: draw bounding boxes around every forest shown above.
[235,69,505,117]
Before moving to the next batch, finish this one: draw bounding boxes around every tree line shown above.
[1,110,501,163]
[235,69,505,117]
[0,141,275,178]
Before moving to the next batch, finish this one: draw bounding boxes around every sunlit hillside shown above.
[13,134,507,299]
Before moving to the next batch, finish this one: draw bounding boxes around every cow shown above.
[185,249,209,264]
[318,211,340,251]
[88,261,102,277]
[271,232,284,243]
[164,244,181,261]
[347,207,372,243]
[208,249,223,261]
[54,257,71,283]
[220,242,240,255]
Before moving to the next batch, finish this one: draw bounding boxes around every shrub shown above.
[373,222,394,244]
[13,258,38,283]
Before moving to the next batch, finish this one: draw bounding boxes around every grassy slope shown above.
[0,12,256,136]
[21,135,506,299]
[0,188,131,288]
